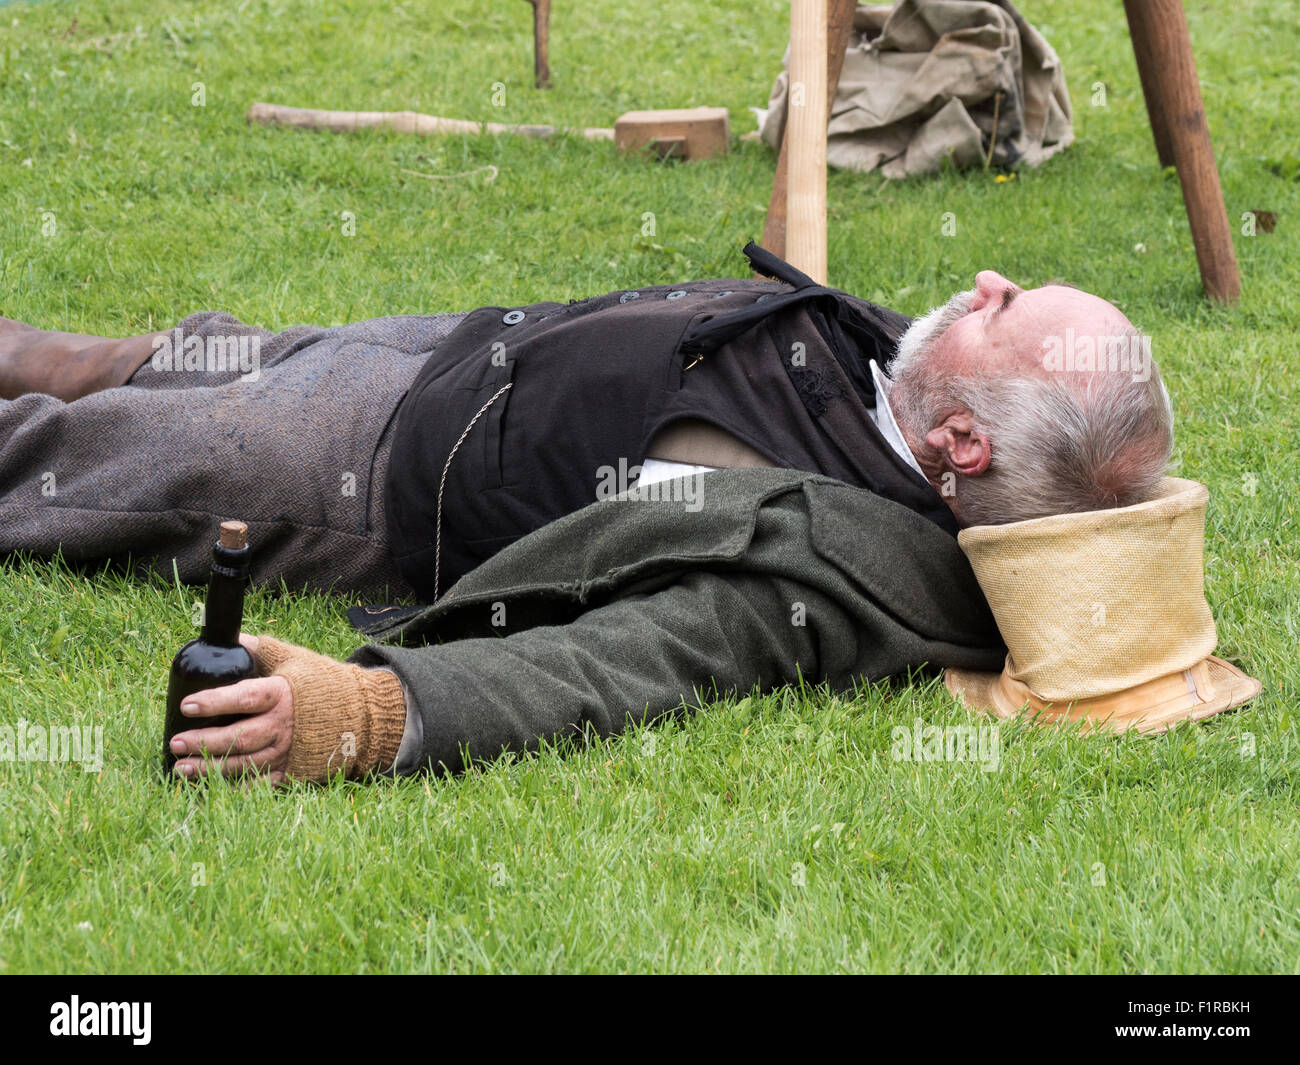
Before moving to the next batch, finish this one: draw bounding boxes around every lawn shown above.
[0,0,1297,973]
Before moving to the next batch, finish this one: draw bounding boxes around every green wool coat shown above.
[348,468,1006,774]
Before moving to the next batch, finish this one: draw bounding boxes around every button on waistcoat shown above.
[385,244,953,599]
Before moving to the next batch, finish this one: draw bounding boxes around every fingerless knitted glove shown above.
[254,635,407,783]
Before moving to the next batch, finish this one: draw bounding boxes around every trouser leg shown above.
[0,310,469,599]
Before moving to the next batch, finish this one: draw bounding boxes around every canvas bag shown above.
[759,0,1074,177]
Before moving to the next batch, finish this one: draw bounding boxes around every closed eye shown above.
[979,286,1018,334]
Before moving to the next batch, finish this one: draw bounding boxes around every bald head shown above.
[895,271,1137,383]
[887,272,1174,527]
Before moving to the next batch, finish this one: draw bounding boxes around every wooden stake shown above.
[1123,0,1174,168]
[761,0,855,264]
[785,0,829,284]
[525,0,552,90]
[1124,0,1240,303]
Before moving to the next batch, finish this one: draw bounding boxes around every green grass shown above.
[1,0,1298,973]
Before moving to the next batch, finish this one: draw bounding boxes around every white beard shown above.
[889,289,973,382]
[887,289,973,436]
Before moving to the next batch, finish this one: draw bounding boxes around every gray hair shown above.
[894,326,1175,526]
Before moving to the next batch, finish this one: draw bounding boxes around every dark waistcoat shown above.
[385,243,954,600]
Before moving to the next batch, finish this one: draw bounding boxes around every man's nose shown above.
[969,270,1017,311]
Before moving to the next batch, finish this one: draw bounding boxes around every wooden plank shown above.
[614,107,730,160]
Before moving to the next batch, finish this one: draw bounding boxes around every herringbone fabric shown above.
[0,310,467,598]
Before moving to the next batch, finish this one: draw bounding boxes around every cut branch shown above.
[246,102,612,141]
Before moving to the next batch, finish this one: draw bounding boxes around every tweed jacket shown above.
[347,467,1006,775]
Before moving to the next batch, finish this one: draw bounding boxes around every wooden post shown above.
[525,0,551,89]
[1125,0,1240,303]
[784,0,830,284]
[762,0,856,262]
[1122,0,1174,168]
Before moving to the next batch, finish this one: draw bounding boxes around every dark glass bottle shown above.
[161,521,257,776]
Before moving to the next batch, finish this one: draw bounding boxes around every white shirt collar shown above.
[869,359,925,477]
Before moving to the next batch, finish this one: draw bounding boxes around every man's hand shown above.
[168,633,295,784]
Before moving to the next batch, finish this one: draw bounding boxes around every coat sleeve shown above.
[347,568,861,775]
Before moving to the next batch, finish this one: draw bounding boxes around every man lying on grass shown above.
[0,243,1174,783]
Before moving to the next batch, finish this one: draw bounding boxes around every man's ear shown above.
[924,410,991,477]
